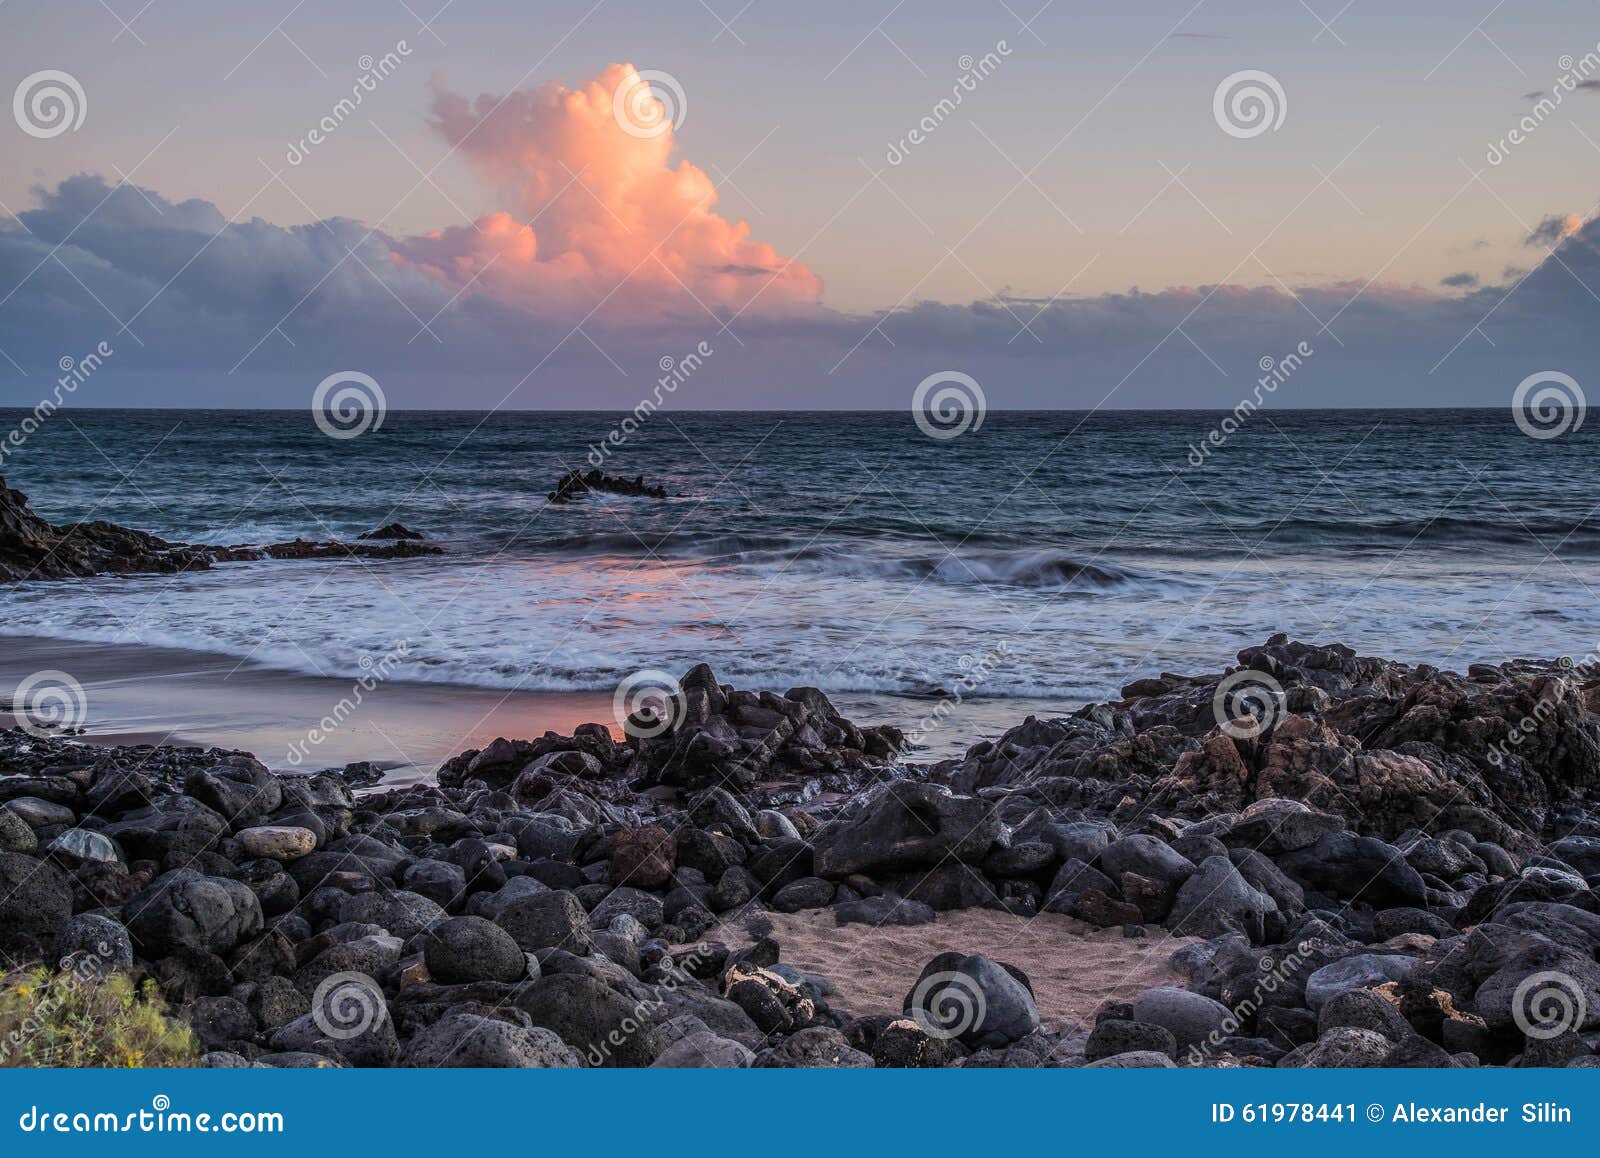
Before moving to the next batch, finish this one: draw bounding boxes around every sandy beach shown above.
[715,909,1197,1033]
[0,634,617,783]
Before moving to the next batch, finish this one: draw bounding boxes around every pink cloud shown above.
[391,63,821,320]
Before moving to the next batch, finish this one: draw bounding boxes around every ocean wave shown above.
[788,547,1159,589]
[0,620,1091,699]
[497,529,1164,590]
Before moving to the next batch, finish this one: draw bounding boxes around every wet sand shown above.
[0,635,616,783]
[716,908,1197,1033]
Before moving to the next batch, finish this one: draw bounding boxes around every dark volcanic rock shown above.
[0,473,442,583]
[812,782,999,878]
[903,953,1038,1048]
[547,469,668,503]
[0,852,73,960]
[123,869,264,957]
[422,916,527,984]
[357,523,425,541]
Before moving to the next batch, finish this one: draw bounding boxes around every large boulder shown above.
[122,869,264,957]
[1131,986,1234,1049]
[1472,946,1600,1034]
[902,953,1038,1049]
[1100,835,1196,888]
[514,973,665,1067]
[1278,832,1427,907]
[1167,855,1276,940]
[496,891,594,954]
[608,826,676,889]
[0,852,73,961]
[421,916,527,984]
[811,782,999,878]
[236,826,317,861]
[337,890,446,940]
[400,1012,581,1067]
[1304,954,1417,1010]
[0,809,38,854]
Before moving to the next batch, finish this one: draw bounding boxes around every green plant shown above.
[0,966,198,1068]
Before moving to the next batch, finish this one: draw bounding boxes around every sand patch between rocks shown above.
[716,909,1199,1031]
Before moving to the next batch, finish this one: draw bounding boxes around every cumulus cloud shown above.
[392,63,822,319]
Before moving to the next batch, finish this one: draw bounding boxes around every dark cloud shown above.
[1526,213,1583,247]
[3,174,1600,411]
[1440,272,1479,287]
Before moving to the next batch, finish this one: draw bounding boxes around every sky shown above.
[3,0,1600,409]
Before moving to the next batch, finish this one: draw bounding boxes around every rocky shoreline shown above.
[3,637,1600,1068]
[0,473,440,583]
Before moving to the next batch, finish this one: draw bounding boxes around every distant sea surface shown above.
[2,408,1596,711]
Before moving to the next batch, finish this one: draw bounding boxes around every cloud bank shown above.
[2,64,1600,410]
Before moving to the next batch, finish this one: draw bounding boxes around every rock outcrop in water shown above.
[547,469,669,503]
[0,473,441,582]
[3,637,1600,1068]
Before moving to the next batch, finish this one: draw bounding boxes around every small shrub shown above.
[0,965,198,1068]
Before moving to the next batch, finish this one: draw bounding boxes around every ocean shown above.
[2,407,1596,724]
